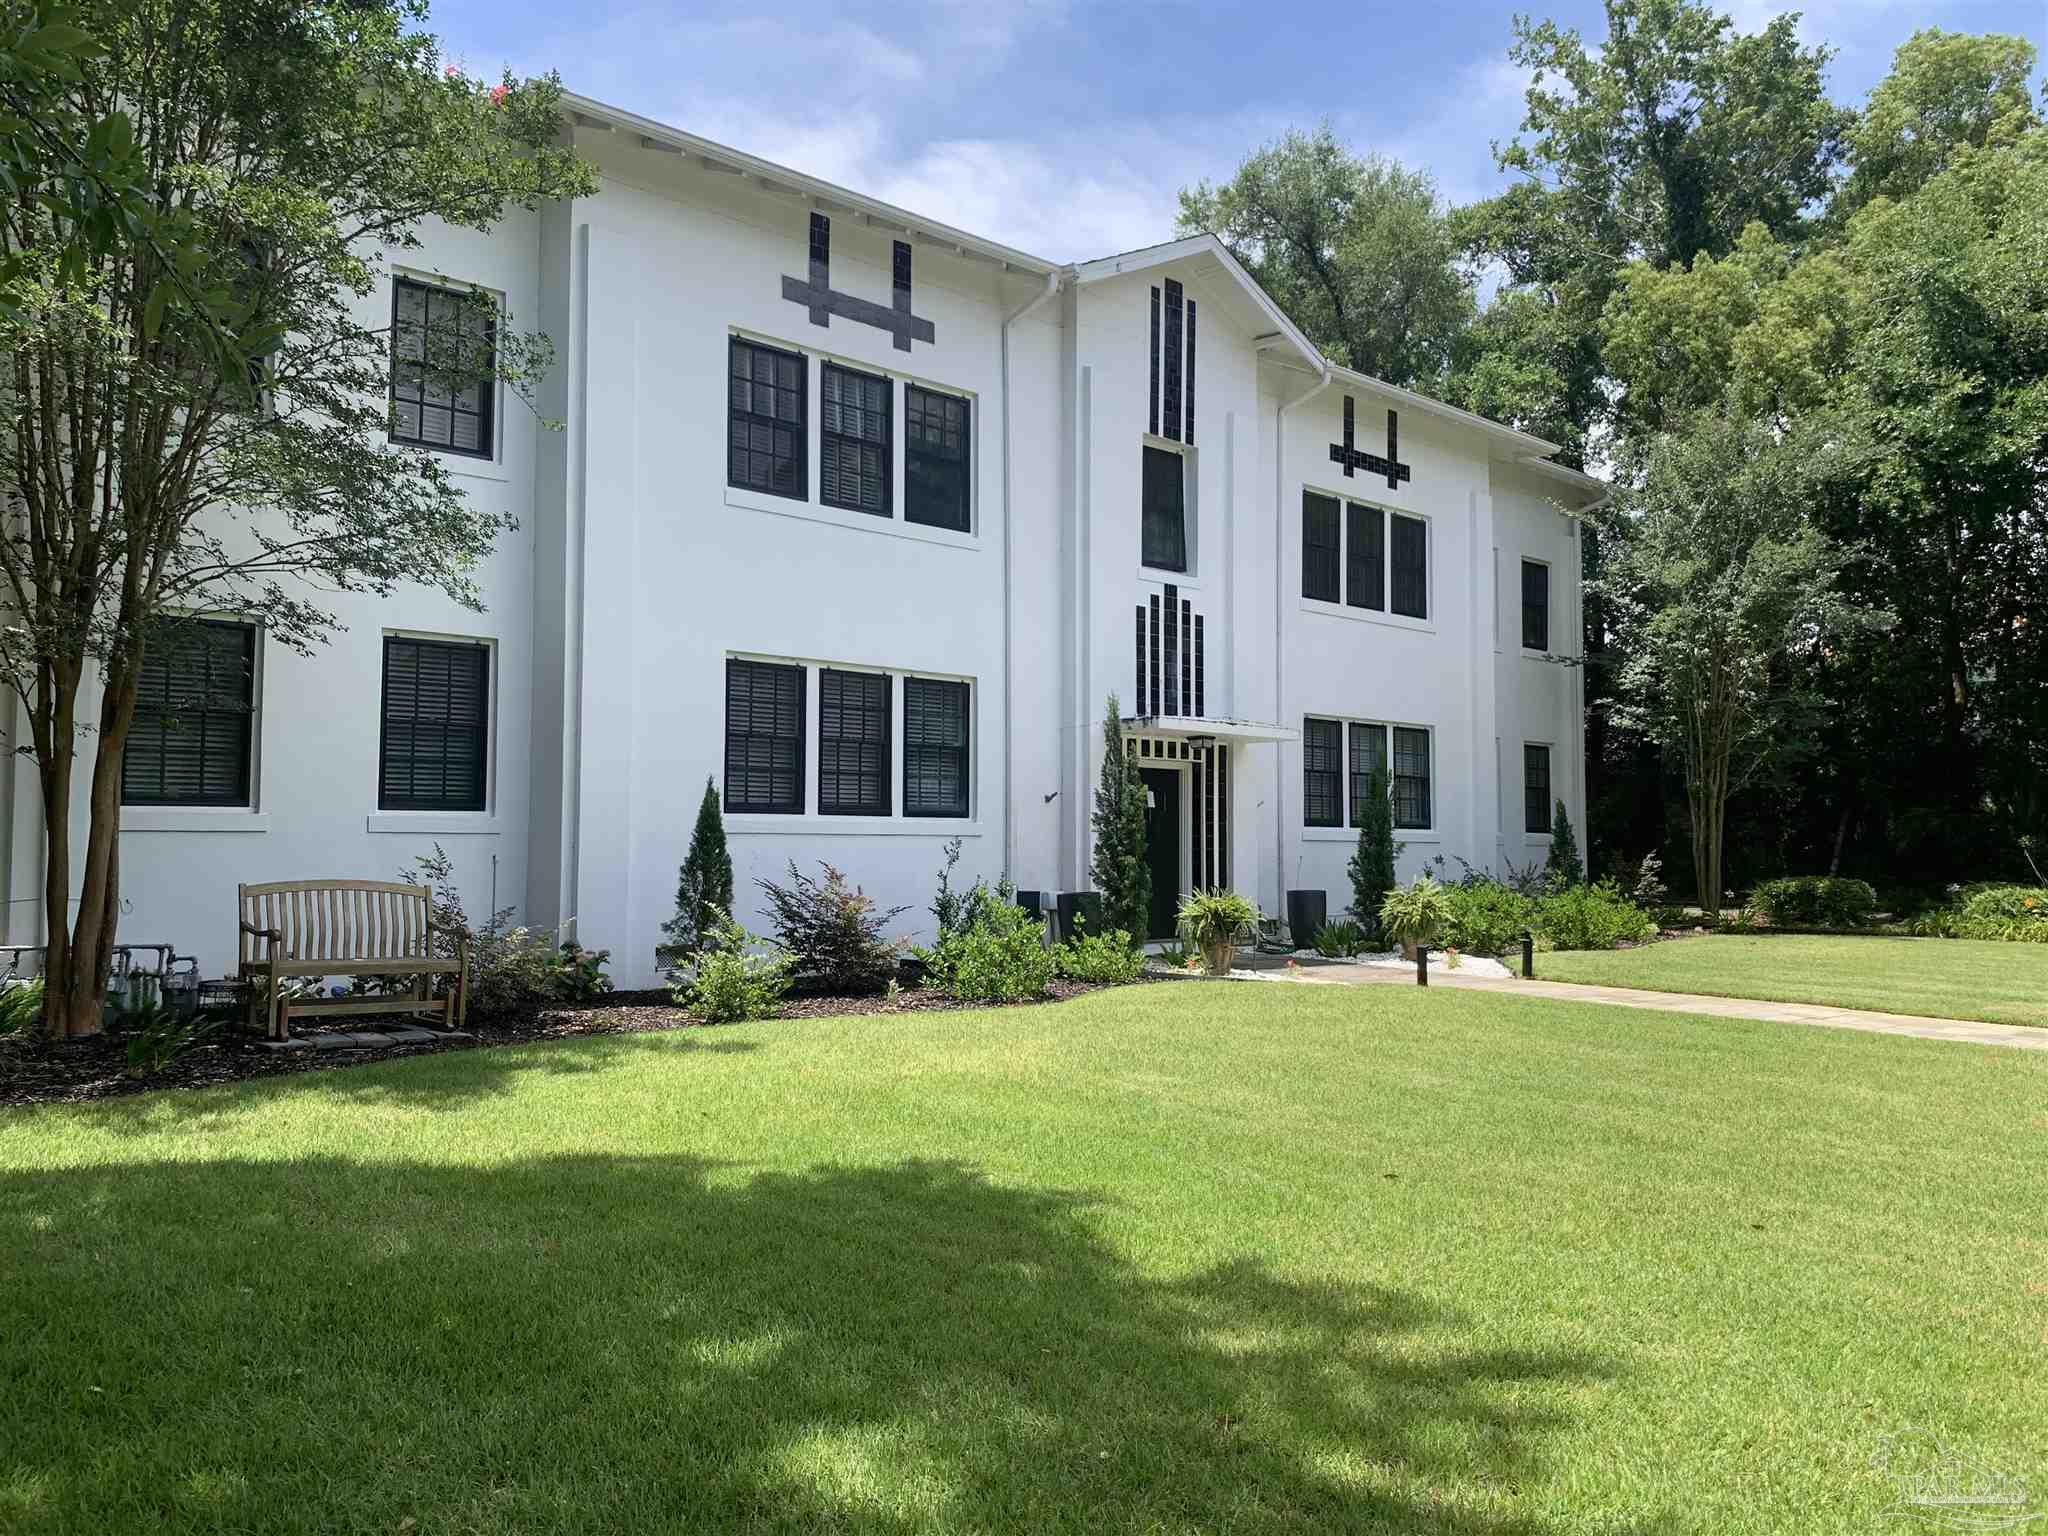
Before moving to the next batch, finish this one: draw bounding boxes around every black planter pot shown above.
[1285,889,1328,949]
[1055,891,1103,943]
[1013,889,1046,922]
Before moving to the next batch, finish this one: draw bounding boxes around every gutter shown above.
[1272,363,1332,912]
[1000,269,1062,882]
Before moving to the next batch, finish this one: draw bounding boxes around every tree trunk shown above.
[39,660,140,1040]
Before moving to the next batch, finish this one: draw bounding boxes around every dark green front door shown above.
[1141,768,1180,941]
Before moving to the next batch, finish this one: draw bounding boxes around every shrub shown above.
[1057,925,1146,983]
[0,978,43,1036]
[1176,887,1261,970]
[660,777,734,966]
[1536,880,1655,951]
[929,836,970,938]
[1091,697,1150,945]
[682,914,791,1022]
[1749,875,1878,929]
[1545,801,1585,890]
[757,862,909,994]
[1439,880,1533,956]
[1911,885,2048,942]
[469,925,573,1020]
[1311,919,1368,958]
[1379,875,1450,953]
[123,1004,222,1079]
[547,942,613,1003]
[1346,766,1401,943]
[923,899,1057,1002]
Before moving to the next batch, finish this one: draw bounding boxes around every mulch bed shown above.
[0,978,1152,1110]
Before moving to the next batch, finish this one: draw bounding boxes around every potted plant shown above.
[1176,887,1262,976]
[1379,874,1450,961]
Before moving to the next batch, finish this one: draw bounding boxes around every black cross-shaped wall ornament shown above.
[1330,396,1411,491]
[781,212,935,353]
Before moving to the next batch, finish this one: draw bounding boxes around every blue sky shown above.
[431,0,2046,262]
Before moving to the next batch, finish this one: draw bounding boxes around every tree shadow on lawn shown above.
[65,1030,760,1136]
[0,1154,1654,1534]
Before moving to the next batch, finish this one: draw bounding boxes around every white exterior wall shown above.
[10,113,1595,990]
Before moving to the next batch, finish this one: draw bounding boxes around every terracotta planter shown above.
[1202,938,1236,976]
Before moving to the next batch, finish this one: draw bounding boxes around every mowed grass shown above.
[2,985,2043,1535]
[1538,932,2048,1029]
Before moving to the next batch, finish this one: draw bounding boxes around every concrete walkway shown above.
[1279,962,2048,1052]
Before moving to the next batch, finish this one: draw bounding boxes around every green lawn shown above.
[1538,933,2048,1029]
[2,985,2042,1535]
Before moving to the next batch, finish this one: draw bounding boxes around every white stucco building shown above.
[1,95,1601,988]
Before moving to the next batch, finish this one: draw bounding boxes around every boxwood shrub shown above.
[1749,876,1877,929]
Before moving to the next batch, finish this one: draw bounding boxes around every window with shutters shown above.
[1390,514,1428,619]
[1301,492,1339,602]
[121,620,256,807]
[728,338,807,500]
[1392,726,1431,829]
[1521,559,1550,652]
[820,363,891,516]
[904,677,969,818]
[1347,722,1388,828]
[724,659,805,814]
[378,637,489,812]
[1347,503,1385,611]
[389,278,495,458]
[818,668,891,815]
[1141,444,1187,573]
[905,385,970,532]
[1302,717,1343,828]
[1524,743,1552,835]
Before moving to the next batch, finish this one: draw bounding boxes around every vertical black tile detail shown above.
[1184,299,1197,445]
[805,212,831,327]
[1180,598,1192,721]
[1163,583,1179,715]
[1134,605,1148,715]
[1148,287,1161,438]
[1329,396,1411,488]
[1216,745,1229,888]
[1385,409,1399,488]
[783,215,935,349]
[1148,593,1161,718]
[890,240,915,353]
[1193,614,1205,719]
[1162,279,1183,443]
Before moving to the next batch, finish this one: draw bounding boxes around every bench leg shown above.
[266,963,285,1042]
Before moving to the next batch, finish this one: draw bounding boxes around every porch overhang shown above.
[1125,716,1298,745]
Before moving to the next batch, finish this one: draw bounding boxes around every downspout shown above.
[1000,268,1061,883]
[1273,363,1331,911]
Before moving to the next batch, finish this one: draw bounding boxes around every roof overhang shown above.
[559,92,1063,277]
[1326,364,1565,460]
[1072,234,1325,376]
[1126,716,1299,745]
[1507,453,1608,506]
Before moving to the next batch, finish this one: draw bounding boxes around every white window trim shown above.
[387,267,507,478]
[119,611,266,817]
[728,325,981,544]
[1298,485,1434,633]
[1300,712,1437,840]
[1139,434,1197,578]
[1522,739,1556,840]
[376,628,499,820]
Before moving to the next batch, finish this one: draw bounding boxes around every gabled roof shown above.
[1070,233,1326,376]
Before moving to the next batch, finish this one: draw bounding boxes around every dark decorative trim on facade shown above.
[1184,299,1196,445]
[1330,397,1411,490]
[1148,593,1162,717]
[781,212,935,352]
[1193,614,1205,718]
[1134,587,1206,720]
[1148,287,1161,437]
[1161,279,1184,442]
[1134,605,1149,716]
[1163,583,1179,714]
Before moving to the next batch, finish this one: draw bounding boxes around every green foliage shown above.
[469,927,574,1022]
[1378,875,1450,952]
[681,914,791,1023]
[1310,920,1368,959]
[1055,926,1146,984]
[929,837,970,939]
[758,862,909,996]
[1910,886,2048,943]
[1749,876,1878,928]
[547,942,613,1003]
[0,978,43,1036]
[122,1006,221,1079]
[1838,29,2041,214]
[1177,125,1472,389]
[1090,697,1150,946]
[923,899,1056,1003]
[662,778,734,965]
[1175,888,1261,951]
[1545,801,1585,889]
[1155,942,1199,971]
[1536,881,1656,951]
[1438,882,1535,957]
[1346,767,1401,944]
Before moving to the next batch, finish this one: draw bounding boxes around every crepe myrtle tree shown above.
[0,0,595,1039]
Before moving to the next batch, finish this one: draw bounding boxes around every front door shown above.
[1141,768,1181,941]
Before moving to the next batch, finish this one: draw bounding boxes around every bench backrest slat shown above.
[239,880,435,965]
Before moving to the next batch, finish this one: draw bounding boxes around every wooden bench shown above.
[239,880,469,1041]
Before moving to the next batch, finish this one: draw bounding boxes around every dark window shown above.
[728,338,807,500]
[379,637,489,812]
[1347,503,1385,611]
[818,668,891,816]
[821,363,891,516]
[1347,722,1388,828]
[1390,513,1428,619]
[1142,444,1187,572]
[1302,491,1340,602]
[1522,559,1550,652]
[1392,726,1431,829]
[904,677,970,818]
[905,385,970,532]
[1525,744,1552,835]
[390,278,495,458]
[725,659,805,814]
[1303,717,1343,828]
[121,620,256,807]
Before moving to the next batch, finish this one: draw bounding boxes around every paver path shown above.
[1282,963,2048,1052]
